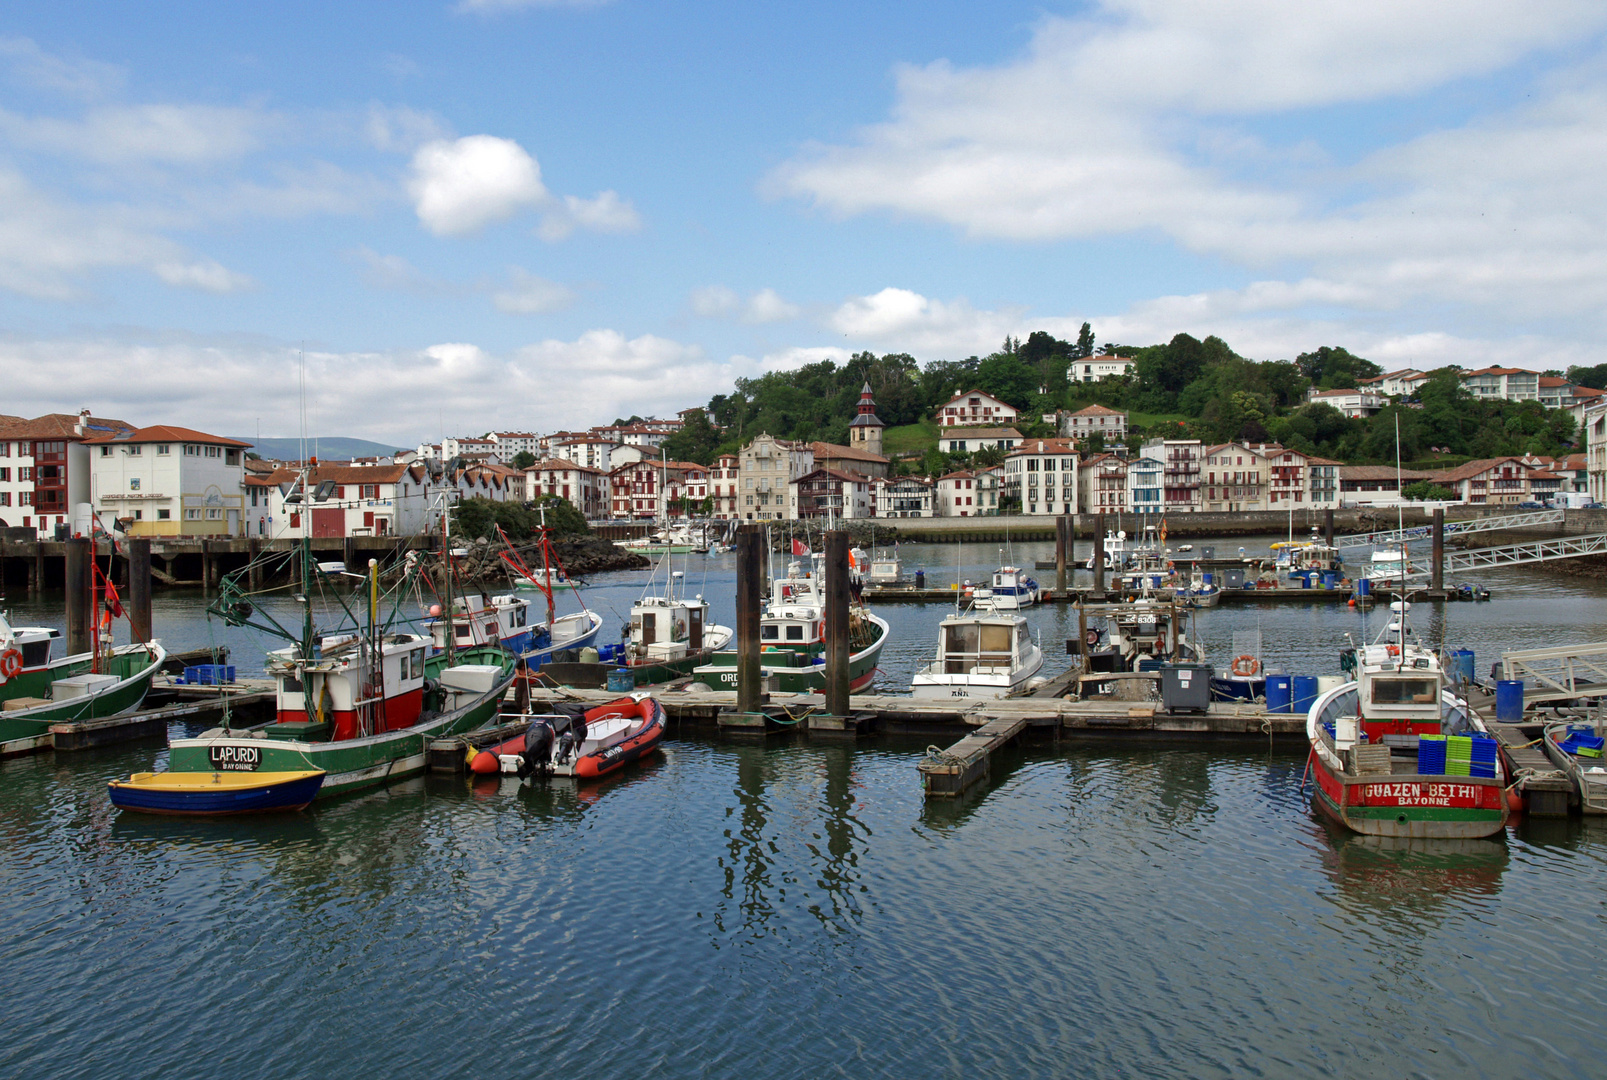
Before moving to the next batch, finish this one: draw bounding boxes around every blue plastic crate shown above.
[1470,761,1497,778]
[1560,733,1605,757]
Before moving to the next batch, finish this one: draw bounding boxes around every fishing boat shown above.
[1541,721,1607,814]
[108,770,326,815]
[428,527,603,668]
[910,601,1043,699]
[978,565,1040,610]
[513,567,578,591]
[1306,602,1509,839]
[1178,570,1221,608]
[1085,529,1128,571]
[166,484,517,799]
[607,565,734,688]
[470,695,666,779]
[1210,629,1273,702]
[866,549,910,587]
[691,557,889,693]
[0,608,167,757]
[1074,599,1198,675]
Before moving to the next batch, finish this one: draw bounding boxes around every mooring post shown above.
[736,524,764,714]
[824,530,851,717]
[1324,508,1335,548]
[1432,507,1445,593]
[1055,515,1070,595]
[248,538,262,591]
[27,550,40,593]
[64,537,90,655]
[1093,513,1106,594]
[128,538,152,644]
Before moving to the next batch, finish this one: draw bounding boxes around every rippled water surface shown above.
[5,539,1607,1078]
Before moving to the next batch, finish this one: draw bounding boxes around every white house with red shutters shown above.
[709,454,740,519]
[935,389,1019,428]
[249,462,432,539]
[526,457,609,519]
[935,470,985,516]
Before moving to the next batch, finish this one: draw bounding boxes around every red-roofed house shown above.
[0,410,134,537]
[1060,404,1128,443]
[792,467,872,520]
[1306,387,1384,418]
[526,457,609,519]
[249,461,432,538]
[1002,438,1079,515]
[935,389,1019,428]
[85,425,249,537]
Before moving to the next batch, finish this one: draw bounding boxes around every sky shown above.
[3,0,1607,446]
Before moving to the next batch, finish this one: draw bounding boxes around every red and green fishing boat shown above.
[161,496,515,799]
[1306,601,1508,839]
[690,556,888,694]
[1,609,167,758]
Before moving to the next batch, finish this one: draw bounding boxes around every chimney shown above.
[75,408,89,437]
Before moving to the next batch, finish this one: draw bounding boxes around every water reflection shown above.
[1308,814,1509,918]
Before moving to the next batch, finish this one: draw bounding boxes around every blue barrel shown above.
[1266,675,1293,713]
[1202,572,1213,585]
[1322,571,1338,590]
[1356,578,1371,597]
[606,669,635,693]
[1495,679,1524,722]
[1449,649,1475,685]
[1292,676,1319,714]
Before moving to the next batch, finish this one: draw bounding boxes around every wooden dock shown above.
[918,716,1028,797]
[1,678,275,758]
[1488,722,1575,817]
[861,586,1448,605]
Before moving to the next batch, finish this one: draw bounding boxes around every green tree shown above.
[511,450,536,470]
[1402,481,1455,501]
[1075,322,1096,359]
[1566,363,1607,390]
[660,409,721,465]
[1294,346,1382,390]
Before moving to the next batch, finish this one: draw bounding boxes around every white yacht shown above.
[911,604,1044,699]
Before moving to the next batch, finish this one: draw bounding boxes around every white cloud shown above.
[772,1,1607,326]
[0,36,124,100]
[408,135,548,236]
[350,247,446,294]
[0,103,274,164]
[153,260,254,293]
[491,268,575,313]
[538,190,642,241]
[690,285,801,323]
[827,287,1027,355]
[750,345,853,371]
[364,103,449,153]
[690,285,740,317]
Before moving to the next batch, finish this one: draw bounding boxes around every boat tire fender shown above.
[1231,655,1260,677]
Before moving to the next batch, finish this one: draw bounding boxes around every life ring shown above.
[0,647,22,680]
[1230,654,1260,677]
[1386,644,1400,656]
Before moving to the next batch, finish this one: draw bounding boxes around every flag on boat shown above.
[848,549,858,569]
[1159,516,1168,547]
[792,539,810,556]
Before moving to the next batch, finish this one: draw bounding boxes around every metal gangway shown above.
[1397,530,1607,579]
[1334,509,1564,549]
[1498,642,1607,705]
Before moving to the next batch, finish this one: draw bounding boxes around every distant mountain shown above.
[235,437,408,461]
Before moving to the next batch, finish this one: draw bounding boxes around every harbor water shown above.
[5,538,1607,1077]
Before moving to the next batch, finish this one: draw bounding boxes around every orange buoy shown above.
[1507,788,1525,815]
[1348,598,1356,607]
[470,750,500,775]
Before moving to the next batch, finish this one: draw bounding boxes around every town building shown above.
[1336,465,1439,505]
[737,434,813,520]
[1460,367,1540,403]
[935,389,1019,428]
[526,458,610,520]
[1306,388,1385,419]
[550,433,621,473]
[811,441,890,480]
[1079,453,1128,515]
[488,432,541,460]
[1260,444,1310,506]
[1060,405,1128,446]
[1428,457,1557,506]
[1069,356,1136,382]
[1001,438,1078,516]
[1139,437,1202,512]
[939,427,1021,455]
[247,461,433,539]
[934,471,983,517]
[873,475,934,518]
[86,425,250,537]
[847,382,885,460]
[1359,368,1430,397]
[0,411,134,538]
[709,454,741,519]
[1307,456,1341,509]
[791,467,872,520]
[1126,456,1163,515]
[1200,443,1265,512]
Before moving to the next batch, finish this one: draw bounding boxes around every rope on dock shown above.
[922,745,967,768]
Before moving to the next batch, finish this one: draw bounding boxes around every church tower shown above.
[848,381,884,458]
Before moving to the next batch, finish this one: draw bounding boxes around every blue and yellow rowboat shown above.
[108,770,326,816]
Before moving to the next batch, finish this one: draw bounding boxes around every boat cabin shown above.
[269,631,430,741]
[429,593,531,652]
[628,595,707,663]
[938,615,1031,675]
[1073,600,1193,673]
[4,625,59,670]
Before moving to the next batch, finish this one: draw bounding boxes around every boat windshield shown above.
[1371,677,1437,705]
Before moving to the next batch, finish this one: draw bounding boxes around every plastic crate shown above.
[182,664,236,685]
[1561,733,1606,758]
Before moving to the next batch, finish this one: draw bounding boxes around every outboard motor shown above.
[570,714,588,757]
[555,729,576,765]
[519,719,555,778]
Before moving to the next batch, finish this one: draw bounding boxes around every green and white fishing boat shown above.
[0,613,167,756]
[690,556,888,693]
[165,498,515,798]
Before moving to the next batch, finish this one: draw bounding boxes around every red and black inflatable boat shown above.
[471,695,666,779]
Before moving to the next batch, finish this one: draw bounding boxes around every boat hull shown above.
[521,611,604,668]
[690,614,889,694]
[1308,760,1509,839]
[109,770,326,815]
[167,647,515,798]
[0,643,166,749]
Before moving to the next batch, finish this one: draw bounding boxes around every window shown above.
[157,509,171,520]
[126,445,141,456]
[185,445,199,456]
[0,493,8,506]
[205,446,221,458]
[157,444,170,455]
[133,510,142,520]
[225,450,239,465]
[0,468,6,481]
[18,467,31,481]
[19,492,31,505]
[205,508,222,520]
[184,509,201,520]
[100,446,111,457]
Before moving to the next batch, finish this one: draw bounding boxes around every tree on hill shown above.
[451,496,588,541]
[1566,363,1607,390]
[511,450,536,470]
[660,409,721,465]
[1295,346,1381,390]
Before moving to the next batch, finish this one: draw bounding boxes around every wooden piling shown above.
[1055,515,1070,593]
[127,538,152,644]
[1324,508,1335,548]
[736,524,764,714]
[1093,513,1106,593]
[27,551,40,593]
[64,537,90,655]
[248,539,262,591]
[1432,508,1445,593]
[824,530,850,718]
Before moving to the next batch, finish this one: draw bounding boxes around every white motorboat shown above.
[911,603,1043,699]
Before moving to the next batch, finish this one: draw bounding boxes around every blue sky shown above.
[4,1,1607,444]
